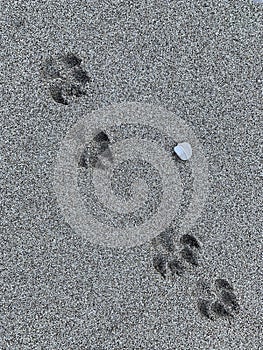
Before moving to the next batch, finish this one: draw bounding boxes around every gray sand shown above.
[1,0,262,349]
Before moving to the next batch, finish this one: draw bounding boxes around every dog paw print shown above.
[152,230,201,280]
[42,53,91,105]
[197,278,240,321]
[78,130,113,170]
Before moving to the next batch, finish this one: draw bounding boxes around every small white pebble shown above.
[174,142,192,161]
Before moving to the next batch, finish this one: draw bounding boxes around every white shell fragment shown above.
[174,142,192,161]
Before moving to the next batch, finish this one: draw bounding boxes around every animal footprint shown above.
[197,278,240,321]
[78,130,113,170]
[151,225,240,323]
[42,53,91,105]
[152,229,201,280]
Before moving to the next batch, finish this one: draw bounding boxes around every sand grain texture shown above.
[1,0,262,349]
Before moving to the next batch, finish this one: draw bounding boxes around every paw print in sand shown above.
[197,278,240,321]
[152,230,201,280]
[78,131,113,171]
[42,53,91,105]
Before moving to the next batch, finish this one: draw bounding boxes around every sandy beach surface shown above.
[1,1,262,349]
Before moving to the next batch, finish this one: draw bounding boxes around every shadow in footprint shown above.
[49,84,68,105]
[73,66,91,85]
[180,234,201,249]
[215,278,239,313]
[62,52,82,68]
[180,246,199,267]
[211,300,231,318]
[215,278,233,291]
[220,289,240,312]
[168,258,185,277]
[153,254,167,279]
[179,234,201,267]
